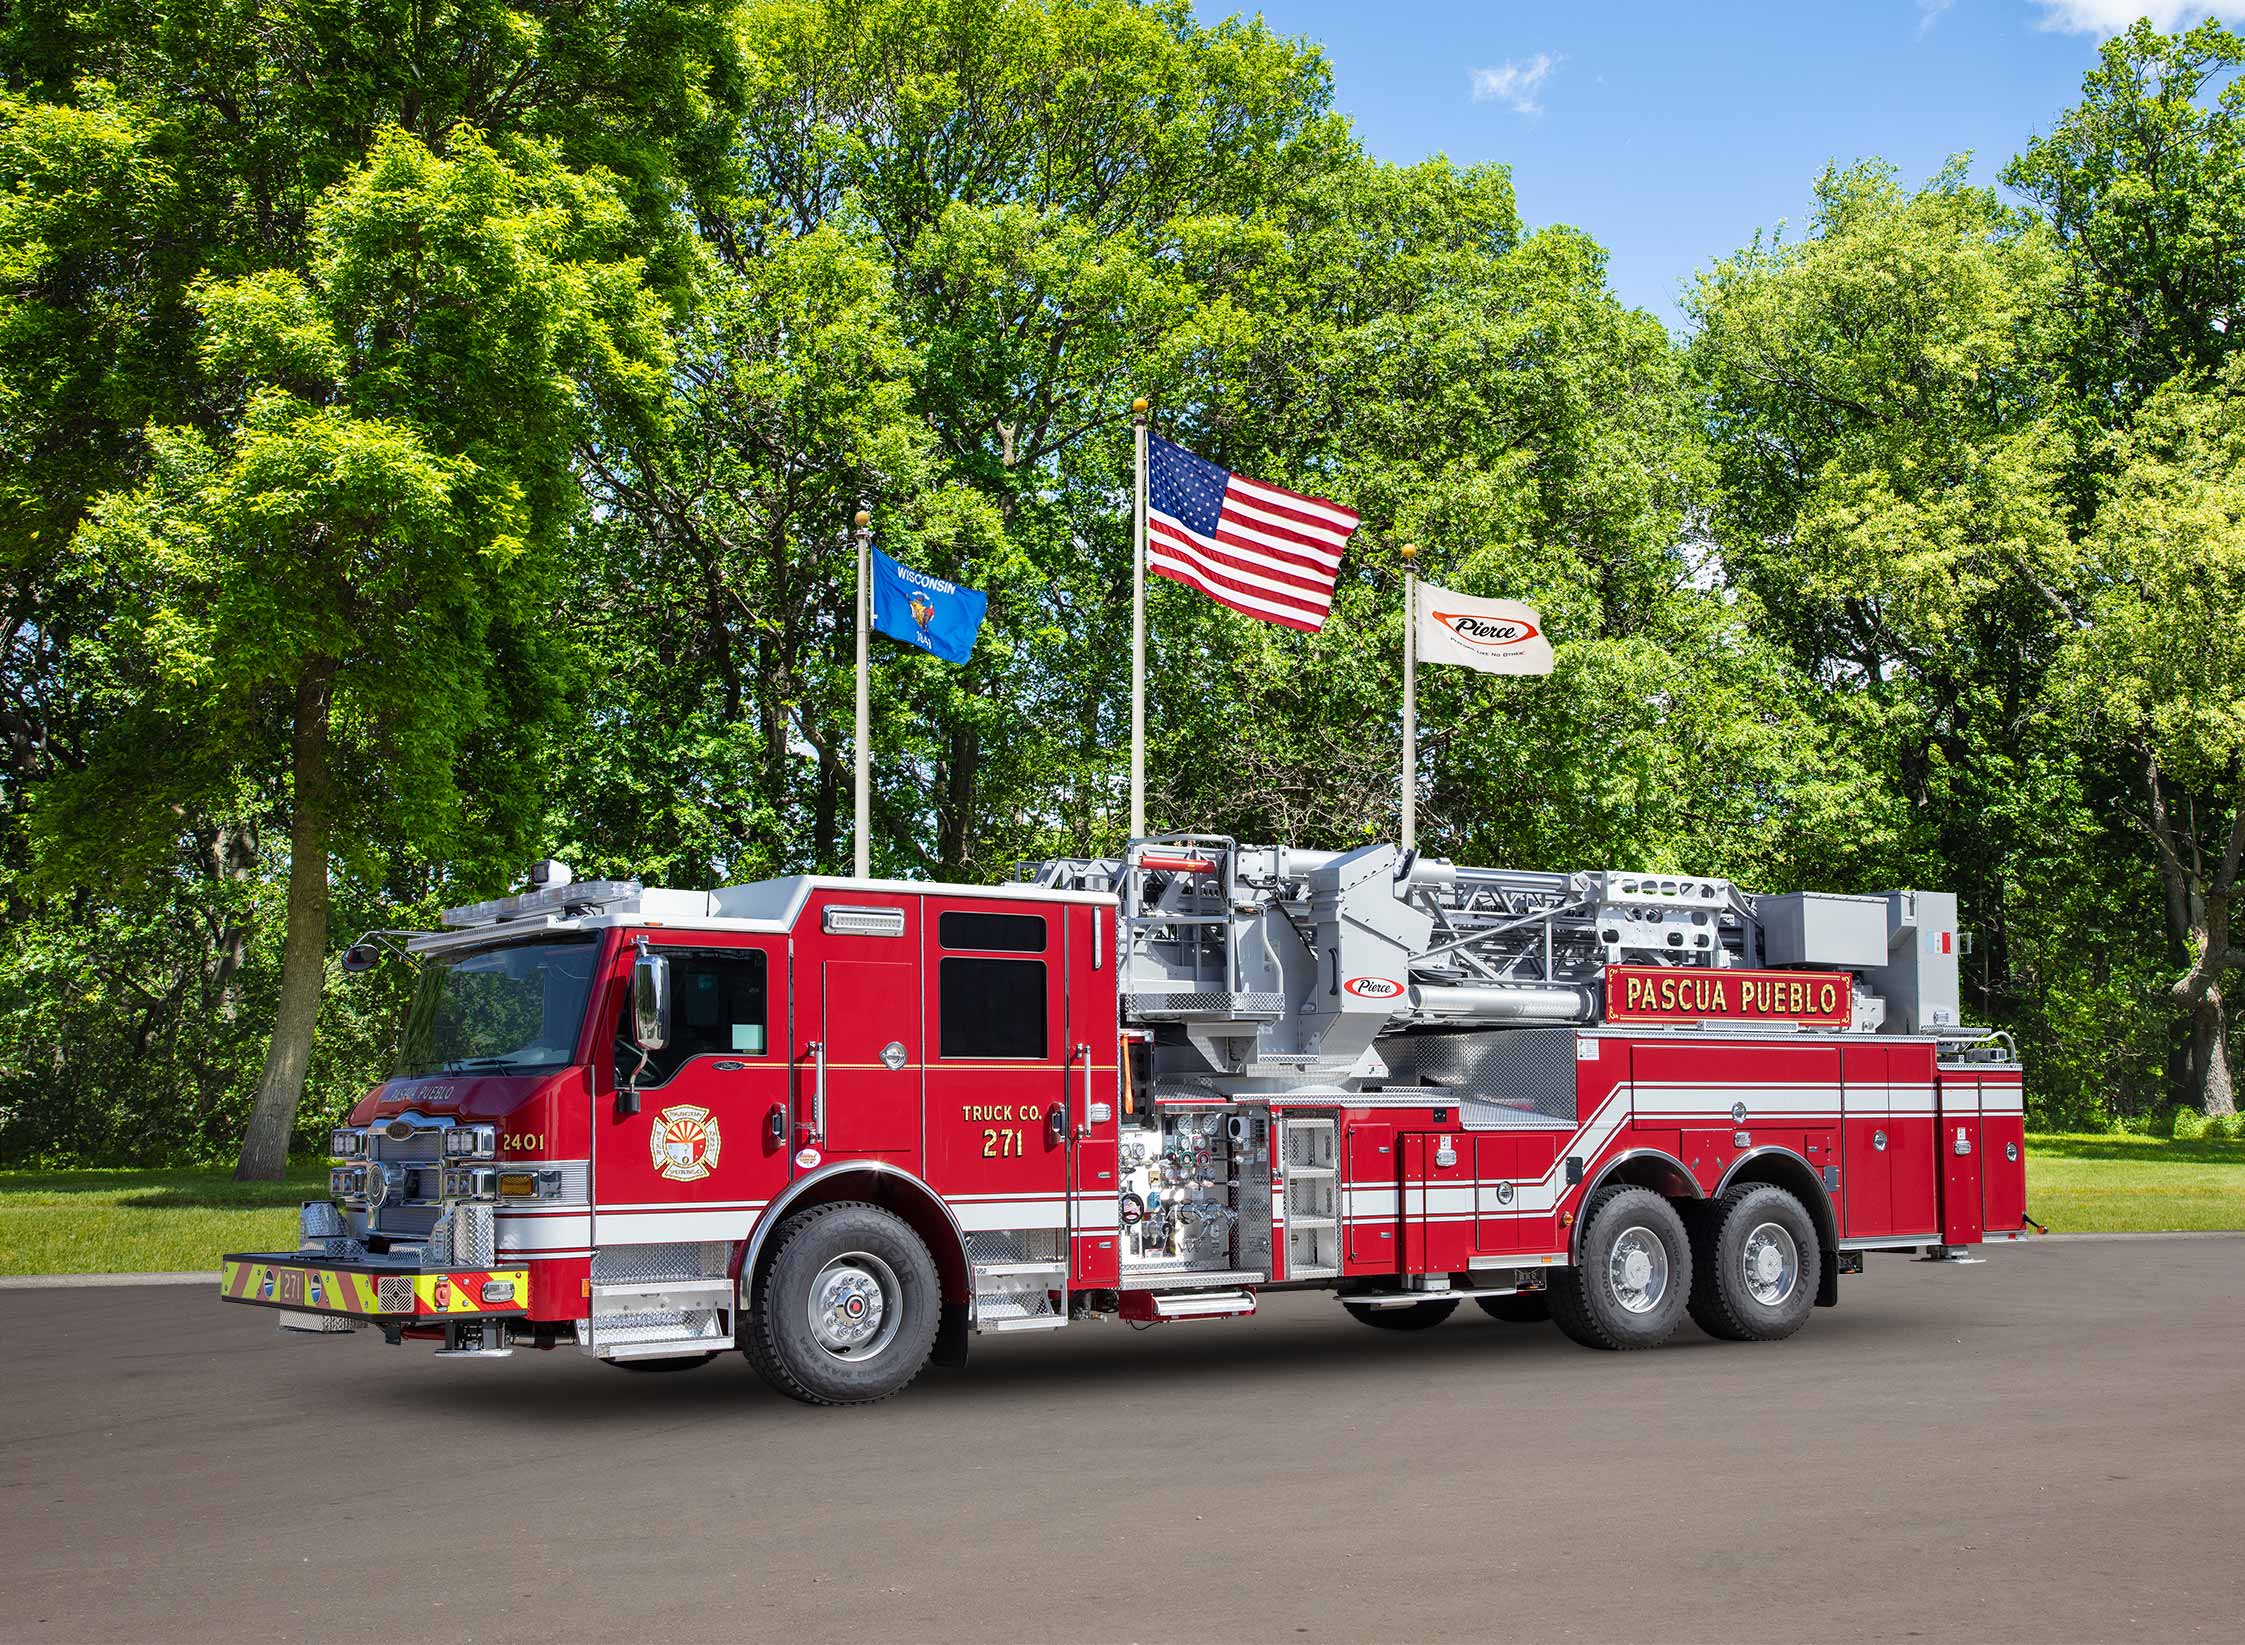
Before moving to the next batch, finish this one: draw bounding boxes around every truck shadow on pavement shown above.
[366,1306,1896,1424]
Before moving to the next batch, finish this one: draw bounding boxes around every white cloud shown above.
[2034,2,2245,33]
[1917,0,1955,36]
[1469,52,1563,115]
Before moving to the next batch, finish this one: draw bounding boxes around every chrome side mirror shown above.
[632,950,671,1052]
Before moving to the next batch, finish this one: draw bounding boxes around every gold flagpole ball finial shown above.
[854,510,870,530]
[1399,542,1418,562]
[1131,397,1149,417]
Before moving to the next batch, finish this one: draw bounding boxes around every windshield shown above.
[393,937,602,1078]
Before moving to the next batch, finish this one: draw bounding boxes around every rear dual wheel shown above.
[1548,1186,1693,1350]
[1687,1183,1819,1343]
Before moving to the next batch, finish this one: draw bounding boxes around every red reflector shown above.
[1940,931,1953,954]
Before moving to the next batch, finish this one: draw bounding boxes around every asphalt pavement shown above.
[3,1237,2241,1643]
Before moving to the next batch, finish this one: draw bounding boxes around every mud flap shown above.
[1815,1244,1841,1308]
[932,1299,972,1368]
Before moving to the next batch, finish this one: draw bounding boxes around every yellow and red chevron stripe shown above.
[218,1257,529,1317]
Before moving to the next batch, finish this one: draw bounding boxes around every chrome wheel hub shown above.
[1741,1222,1799,1307]
[809,1252,901,1360]
[1607,1226,1669,1314]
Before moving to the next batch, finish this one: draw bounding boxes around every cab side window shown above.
[937,911,1049,1060]
[614,949,768,1088]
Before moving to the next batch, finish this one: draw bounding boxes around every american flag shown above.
[1147,434,1359,632]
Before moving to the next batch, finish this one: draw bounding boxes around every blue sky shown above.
[1192,2,2244,327]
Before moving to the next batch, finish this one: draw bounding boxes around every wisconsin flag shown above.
[1416,584,1554,675]
[869,546,987,665]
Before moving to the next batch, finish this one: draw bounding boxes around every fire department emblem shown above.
[650,1104,723,1182]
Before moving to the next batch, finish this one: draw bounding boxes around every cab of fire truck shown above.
[220,857,1118,1399]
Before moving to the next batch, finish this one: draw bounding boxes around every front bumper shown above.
[219,1253,530,1321]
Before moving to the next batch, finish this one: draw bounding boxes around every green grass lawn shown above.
[2024,1132,2245,1234]
[1,1137,2239,1275]
[0,1164,330,1276]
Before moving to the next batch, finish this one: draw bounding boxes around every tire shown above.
[608,1352,719,1373]
[1474,1291,1550,1324]
[741,1202,941,1406]
[1687,1182,1820,1343]
[1342,1298,1459,1331]
[1548,1185,1693,1351]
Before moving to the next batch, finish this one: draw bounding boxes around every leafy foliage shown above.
[1,1,2241,1165]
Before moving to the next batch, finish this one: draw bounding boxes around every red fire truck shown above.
[219,841,2030,1404]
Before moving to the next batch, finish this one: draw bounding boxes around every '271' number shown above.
[981,1127,1023,1158]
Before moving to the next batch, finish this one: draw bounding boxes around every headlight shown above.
[330,1129,363,1158]
[443,1124,496,1159]
[442,1166,498,1201]
[330,1165,367,1199]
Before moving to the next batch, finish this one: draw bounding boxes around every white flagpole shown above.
[1130,397,1149,841]
[1400,543,1418,852]
[853,507,872,879]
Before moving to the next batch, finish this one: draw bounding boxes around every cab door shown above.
[1064,901,1121,1287]
[921,901,1072,1244]
[591,934,793,1251]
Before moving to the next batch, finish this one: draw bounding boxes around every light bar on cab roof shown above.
[440,876,643,929]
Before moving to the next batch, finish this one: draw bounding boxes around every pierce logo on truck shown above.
[650,1104,723,1181]
[1342,975,1404,1001]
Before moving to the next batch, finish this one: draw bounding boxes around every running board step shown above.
[976,1313,1071,1333]
[1119,1289,1257,1322]
[1343,1282,1544,1309]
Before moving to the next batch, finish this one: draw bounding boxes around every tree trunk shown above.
[235,660,336,1182]
[2192,986,2237,1118]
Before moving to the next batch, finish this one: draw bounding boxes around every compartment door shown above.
[1840,1043,1894,1240]
[1937,1074,1984,1246]
[1402,1133,1472,1275]
[1344,1124,1400,1271]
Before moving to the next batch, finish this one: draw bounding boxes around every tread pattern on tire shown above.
[740,1200,938,1407]
[1548,1184,1691,1352]
[1686,1181,1819,1343]
[1342,1298,1459,1331]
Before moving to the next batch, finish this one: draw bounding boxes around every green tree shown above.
[43,130,668,1177]
[2005,18,2245,426]
[2053,359,2245,1116]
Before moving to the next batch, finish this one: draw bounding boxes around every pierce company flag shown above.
[1416,583,1555,675]
[1146,434,1359,632]
[869,545,987,665]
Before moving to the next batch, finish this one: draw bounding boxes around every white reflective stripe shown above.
[592,1197,770,1213]
[1343,1186,1399,1218]
[946,1190,1077,1204]
[954,1198,1068,1231]
[498,1215,593,1252]
[1977,1087,2025,1114]
[596,1209,759,1244]
[1401,1185,1477,1217]
[1632,1083,1842,1118]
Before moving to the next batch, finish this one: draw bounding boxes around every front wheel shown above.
[1342,1298,1459,1331]
[1548,1185,1692,1351]
[742,1202,940,1406]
